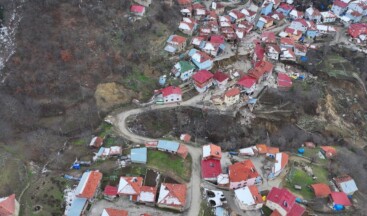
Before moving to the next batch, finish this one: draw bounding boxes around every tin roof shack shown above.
[130,147,147,164]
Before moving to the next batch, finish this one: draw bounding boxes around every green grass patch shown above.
[285,165,330,200]
[199,200,215,216]
[97,122,113,138]
[147,150,191,182]
[262,205,273,216]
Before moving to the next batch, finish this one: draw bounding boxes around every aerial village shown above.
[1,0,365,216]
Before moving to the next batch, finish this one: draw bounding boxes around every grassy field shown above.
[285,164,329,200]
[147,150,192,182]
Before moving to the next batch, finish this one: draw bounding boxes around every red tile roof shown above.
[330,192,352,206]
[225,87,240,97]
[280,37,295,46]
[104,208,129,216]
[320,146,337,158]
[229,160,259,182]
[334,175,353,184]
[267,147,280,154]
[267,187,305,216]
[193,51,213,63]
[160,183,187,206]
[171,35,187,44]
[278,3,293,11]
[161,86,182,97]
[249,61,273,81]
[201,159,222,179]
[192,70,214,83]
[237,75,257,89]
[177,0,191,6]
[0,194,16,216]
[79,171,103,199]
[254,44,265,61]
[91,136,103,148]
[104,185,118,196]
[130,5,145,13]
[333,0,348,8]
[210,35,225,44]
[120,177,143,195]
[177,144,189,159]
[213,71,229,82]
[311,183,331,198]
[256,144,268,154]
[249,185,263,204]
[261,31,276,43]
[277,73,292,88]
[280,153,289,169]
[203,143,222,159]
[140,186,157,201]
[348,23,367,38]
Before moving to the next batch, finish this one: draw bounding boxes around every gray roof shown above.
[130,147,147,163]
[339,179,358,194]
[157,140,180,152]
[67,197,87,216]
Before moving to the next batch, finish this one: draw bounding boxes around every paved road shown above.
[114,94,212,216]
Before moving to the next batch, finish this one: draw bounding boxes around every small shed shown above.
[130,147,148,164]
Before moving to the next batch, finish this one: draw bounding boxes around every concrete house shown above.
[213,71,229,89]
[228,160,262,189]
[280,37,295,49]
[268,152,289,179]
[157,183,187,212]
[256,16,274,30]
[189,49,214,70]
[266,187,305,216]
[333,175,358,195]
[192,69,214,92]
[229,10,246,23]
[0,194,20,216]
[305,7,321,23]
[276,3,294,16]
[202,143,222,160]
[261,2,274,16]
[178,18,196,35]
[241,8,257,23]
[248,60,274,83]
[165,35,187,53]
[118,176,143,200]
[294,44,308,56]
[289,19,309,33]
[156,86,182,104]
[345,9,363,23]
[321,11,337,23]
[237,75,257,95]
[348,1,367,16]
[280,48,296,62]
[331,0,350,16]
[289,9,304,20]
[235,185,264,211]
[224,87,241,105]
[171,61,195,81]
[266,44,281,60]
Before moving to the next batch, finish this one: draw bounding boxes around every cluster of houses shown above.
[65,170,186,215]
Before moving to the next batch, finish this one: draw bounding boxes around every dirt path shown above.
[114,94,210,216]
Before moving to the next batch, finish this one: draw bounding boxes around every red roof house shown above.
[229,160,261,189]
[348,23,367,38]
[202,143,222,160]
[76,171,103,199]
[192,70,214,92]
[159,86,182,104]
[330,192,352,207]
[266,187,305,216]
[213,71,229,88]
[320,146,337,159]
[130,5,146,16]
[157,183,187,211]
[280,37,295,49]
[237,75,257,94]
[104,185,118,200]
[253,43,265,63]
[210,35,225,44]
[311,183,331,198]
[180,134,191,143]
[177,143,189,159]
[248,61,273,83]
[224,87,241,105]
[137,186,157,204]
[177,0,191,8]
[0,194,19,216]
[261,31,276,44]
[277,73,292,91]
[102,208,129,216]
[201,159,222,181]
[118,177,143,199]
[90,136,103,148]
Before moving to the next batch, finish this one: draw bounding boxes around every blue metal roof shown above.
[130,147,147,163]
[157,140,179,152]
[96,147,105,157]
[67,197,87,216]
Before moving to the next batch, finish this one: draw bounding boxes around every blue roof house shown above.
[261,2,273,16]
[66,197,88,216]
[130,147,147,164]
[306,29,318,38]
[157,140,180,153]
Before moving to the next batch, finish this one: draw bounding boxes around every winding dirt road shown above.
[114,94,209,216]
